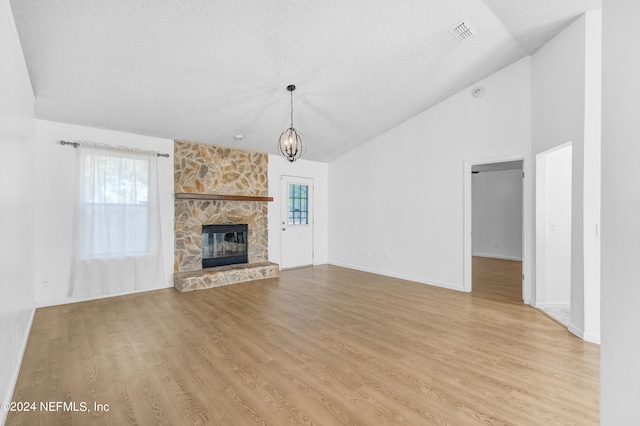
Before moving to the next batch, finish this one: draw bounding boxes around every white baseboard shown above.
[534,302,570,309]
[568,323,600,344]
[582,331,601,345]
[328,261,464,292]
[568,323,583,340]
[472,252,522,261]
[36,283,175,308]
[1,305,36,426]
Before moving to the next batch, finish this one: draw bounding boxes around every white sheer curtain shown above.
[70,142,165,297]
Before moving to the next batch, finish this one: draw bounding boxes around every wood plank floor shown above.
[7,260,599,425]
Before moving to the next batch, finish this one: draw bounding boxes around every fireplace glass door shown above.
[202,224,248,268]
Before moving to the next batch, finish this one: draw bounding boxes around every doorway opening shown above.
[470,160,523,302]
[463,155,528,302]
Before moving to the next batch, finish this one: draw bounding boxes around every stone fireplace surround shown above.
[173,140,278,292]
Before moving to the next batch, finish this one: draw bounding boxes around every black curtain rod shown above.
[59,140,170,158]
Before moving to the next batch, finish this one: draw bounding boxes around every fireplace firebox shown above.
[201,224,248,268]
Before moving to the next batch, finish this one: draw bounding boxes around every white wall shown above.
[268,156,328,266]
[472,169,522,261]
[601,0,640,423]
[34,120,175,306]
[0,0,36,422]
[531,11,601,342]
[328,57,532,290]
[536,144,572,306]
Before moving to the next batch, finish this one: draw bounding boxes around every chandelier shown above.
[278,85,305,163]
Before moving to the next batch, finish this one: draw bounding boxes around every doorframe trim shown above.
[463,154,531,304]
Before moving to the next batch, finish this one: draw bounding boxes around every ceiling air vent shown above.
[450,21,477,43]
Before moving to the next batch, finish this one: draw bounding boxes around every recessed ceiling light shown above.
[472,87,485,98]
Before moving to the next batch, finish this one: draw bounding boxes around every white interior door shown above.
[535,143,572,309]
[280,176,313,269]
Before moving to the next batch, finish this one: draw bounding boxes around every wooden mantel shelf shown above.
[175,192,274,202]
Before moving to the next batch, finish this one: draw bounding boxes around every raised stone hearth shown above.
[174,140,278,291]
[174,262,279,292]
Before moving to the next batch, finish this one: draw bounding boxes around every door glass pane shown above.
[288,183,309,225]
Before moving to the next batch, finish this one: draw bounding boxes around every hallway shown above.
[472,256,523,304]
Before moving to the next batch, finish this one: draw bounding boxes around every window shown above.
[71,142,165,298]
[79,150,151,258]
[288,183,308,225]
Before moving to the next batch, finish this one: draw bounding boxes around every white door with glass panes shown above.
[281,176,314,269]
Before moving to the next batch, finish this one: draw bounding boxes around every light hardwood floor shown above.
[7,260,599,425]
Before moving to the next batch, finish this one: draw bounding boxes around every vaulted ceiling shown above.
[11,0,600,162]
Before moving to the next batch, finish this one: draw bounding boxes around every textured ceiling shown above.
[10,0,600,162]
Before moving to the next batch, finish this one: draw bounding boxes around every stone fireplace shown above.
[173,140,278,292]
